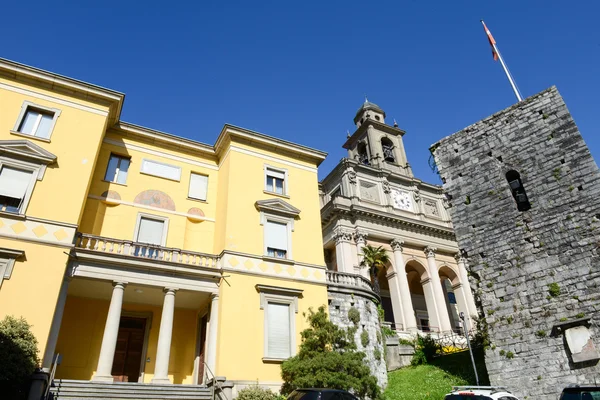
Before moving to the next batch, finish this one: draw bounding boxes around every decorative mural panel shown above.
[359,180,380,203]
[133,190,176,211]
[0,215,76,246]
[424,199,439,216]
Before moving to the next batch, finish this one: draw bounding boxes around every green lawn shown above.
[384,364,468,400]
[384,349,490,400]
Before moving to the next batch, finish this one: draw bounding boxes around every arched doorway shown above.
[438,265,472,333]
[405,260,433,332]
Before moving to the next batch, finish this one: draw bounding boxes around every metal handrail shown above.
[44,353,60,400]
[204,362,227,400]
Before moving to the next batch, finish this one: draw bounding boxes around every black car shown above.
[287,389,358,400]
[560,386,600,400]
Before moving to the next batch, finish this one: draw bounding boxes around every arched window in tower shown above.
[506,170,531,211]
[357,142,370,165]
[381,137,395,163]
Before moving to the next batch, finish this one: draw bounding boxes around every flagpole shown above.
[481,20,523,102]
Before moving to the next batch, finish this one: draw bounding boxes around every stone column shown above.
[390,239,417,332]
[205,293,219,376]
[93,282,127,382]
[333,230,354,274]
[452,283,473,332]
[455,254,478,318]
[152,288,178,384]
[424,247,452,333]
[354,230,369,278]
[41,276,71,370]
[420,277,441,333]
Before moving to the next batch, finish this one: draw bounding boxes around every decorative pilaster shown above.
[93,282,127,382]
[389,239,417,332]
[152,288,178,384]
[423,247,452,333]
[354,230,369,278]
[333,229,354,273]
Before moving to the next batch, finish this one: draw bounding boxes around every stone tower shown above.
[431,86,600,399]
[345,100,411,177]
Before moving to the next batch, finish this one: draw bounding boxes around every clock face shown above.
[391,189,412,210]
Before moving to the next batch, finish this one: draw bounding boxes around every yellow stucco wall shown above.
[216,272,328,381]
[0,238,69,357]
[0,77,110,225]
[55,296,199,384]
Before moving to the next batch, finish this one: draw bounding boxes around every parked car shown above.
[287,389,358,400]
[560,385,600,399]
[444,386,520,400]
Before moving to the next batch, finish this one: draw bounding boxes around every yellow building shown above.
[0,58,328,398]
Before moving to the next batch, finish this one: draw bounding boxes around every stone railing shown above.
[75,233,219,268]
[326,270,376,293]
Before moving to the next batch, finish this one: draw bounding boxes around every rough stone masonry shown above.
[431,86,600,399]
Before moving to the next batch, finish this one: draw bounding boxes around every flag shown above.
[481,20,498,61]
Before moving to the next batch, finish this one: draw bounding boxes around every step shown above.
[54,379,209,390]
[49,380,212,400]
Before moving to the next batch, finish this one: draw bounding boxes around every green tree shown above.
[0,316,39,400]
[280,306,381,399]
[361,245,390,296]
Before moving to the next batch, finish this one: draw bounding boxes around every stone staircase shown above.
[49,379,213,400]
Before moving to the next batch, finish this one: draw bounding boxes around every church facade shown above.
[320,101,478,336]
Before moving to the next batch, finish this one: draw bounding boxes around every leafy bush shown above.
[236,385,281,400]
[281,306,381,400]
[0,316,39,400]
[417,335,440,362]
[411,348,427,366]
[381,325,396,338]
[347,307,360,325]
[360,330,369,347]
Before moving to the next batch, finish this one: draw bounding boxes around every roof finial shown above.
[346,130,351,139]
[364,94,368,104]
[393,118,398,128]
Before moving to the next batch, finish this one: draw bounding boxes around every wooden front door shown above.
[197,314,208,382]
[112,316,146,382]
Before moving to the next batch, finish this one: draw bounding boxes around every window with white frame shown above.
[265,220,289,259]
[104,154,130,184]
[256,284,302,361]
[13,102,61,140]
[265,167,286,195]
[134,214,168,258]
[188,172,208,201]
[140,159,181,181]
[0,165,34,213]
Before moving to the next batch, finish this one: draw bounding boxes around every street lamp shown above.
[460,312,479,386]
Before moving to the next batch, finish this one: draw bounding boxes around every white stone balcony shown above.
[74,233,220,269]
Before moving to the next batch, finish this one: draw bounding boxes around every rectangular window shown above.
[188,173,208,201]
[267,302,291,359]
[140,159,181,181]
[265,220,288,258]
[15,102,60,140]
[104,154,130,184]
[136,217,165,245]
[265,167,286,195]
[0,166,34,213]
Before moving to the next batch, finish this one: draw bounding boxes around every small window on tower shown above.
[357,142,369,166]
[506,170,531,212]
[381,137,395,163]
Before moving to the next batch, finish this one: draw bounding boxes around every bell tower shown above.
[343,99,412,177]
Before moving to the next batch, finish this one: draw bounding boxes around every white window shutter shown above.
[0,167,33,199]
[136,218,165,245]
[189,173,208,200]
[265,221,288,251]
[267,168,285,180]
[267,303,291,358]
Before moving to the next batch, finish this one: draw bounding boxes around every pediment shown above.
[255,198,301,218]
[0,140,57,164]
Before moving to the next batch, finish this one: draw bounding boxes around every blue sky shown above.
[2,1,599,182]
